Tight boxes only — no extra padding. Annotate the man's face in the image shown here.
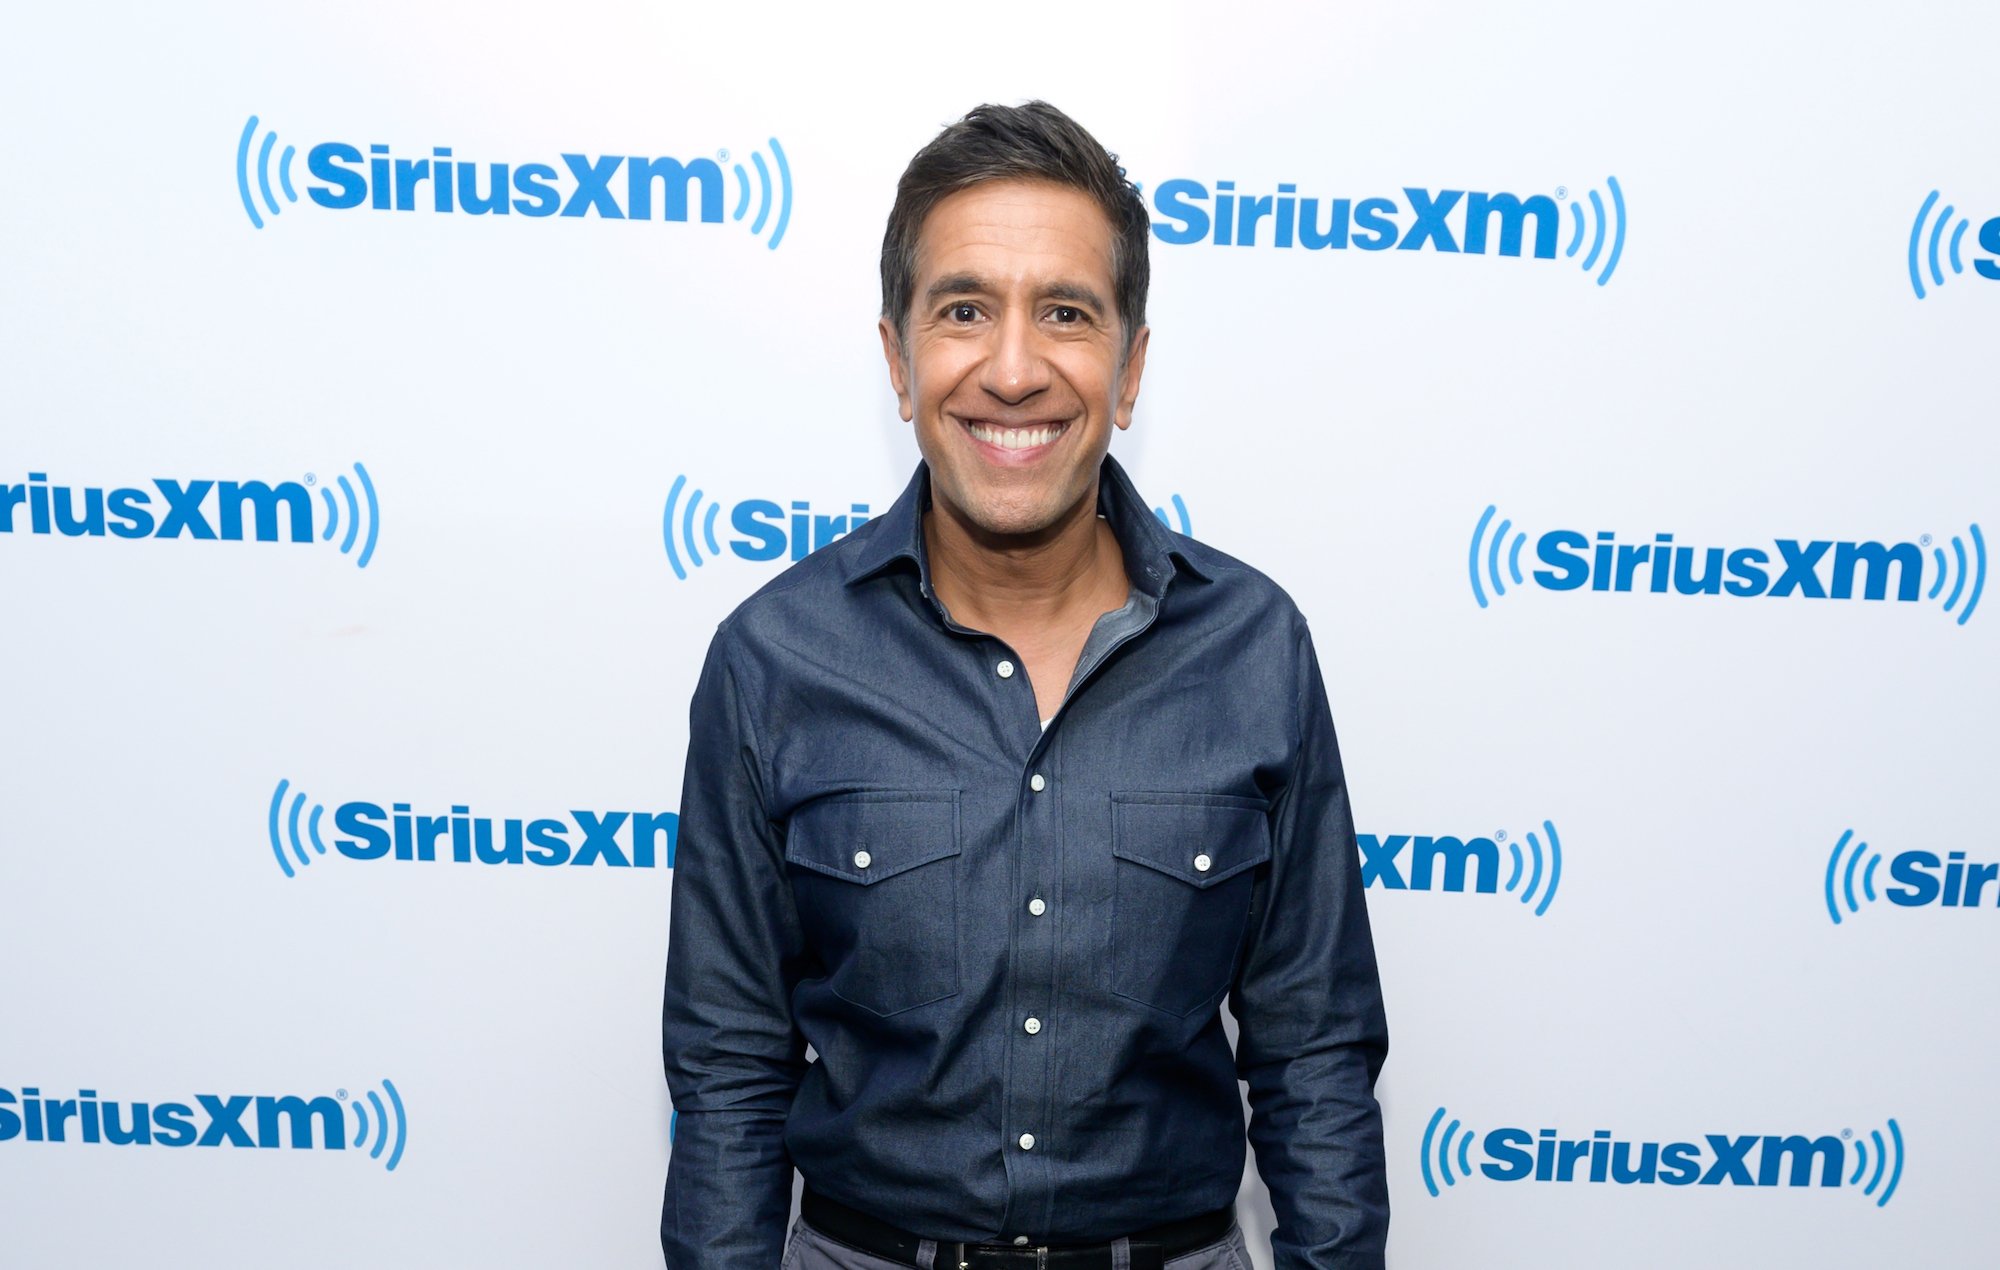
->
[879,179,1148,540]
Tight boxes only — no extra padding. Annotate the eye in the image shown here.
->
[946,302,980,323]
[1050,306,1083,324]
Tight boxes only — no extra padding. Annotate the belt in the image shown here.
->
[799,1189,1235,1270]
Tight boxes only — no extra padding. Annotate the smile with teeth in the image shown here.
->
[964,420,1070,451]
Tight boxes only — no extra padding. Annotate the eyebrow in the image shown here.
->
[923,273,1109,314]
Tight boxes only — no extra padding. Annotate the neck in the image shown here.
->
[923,474,1124,633]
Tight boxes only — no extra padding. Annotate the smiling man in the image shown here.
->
[661,102,1389,1270]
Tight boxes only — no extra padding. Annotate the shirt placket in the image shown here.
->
[1002,689,1060,1241]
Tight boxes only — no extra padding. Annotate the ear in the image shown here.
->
[878,316,914,423]
[1113,324,1149,431]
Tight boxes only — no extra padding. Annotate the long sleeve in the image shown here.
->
[661,627,809,1268]
[1230,620,1391,1269]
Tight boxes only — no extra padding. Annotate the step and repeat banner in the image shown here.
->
[2,2,1994,1266]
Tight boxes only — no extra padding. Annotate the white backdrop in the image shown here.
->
[2,2,1995,1266]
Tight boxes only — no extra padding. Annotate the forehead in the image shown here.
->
[913,179,1117,294]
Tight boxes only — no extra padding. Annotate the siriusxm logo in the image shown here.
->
[1358,820,1564,916]
[1470,505,1987,626]
[1145,175,1626,285]
[235,116,792,248]
[2,465,380,568]
[1,1079,407,1171]
[663,475,1193,581]
[1906,191,1999,299]
[266,778,675,878]
[1420,1107,1905,1207]
[1825,828,2000,923]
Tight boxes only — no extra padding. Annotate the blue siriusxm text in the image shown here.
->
[1470,507,1986,624]
[1422,1108,1905,1206]
[1358,820,1563,915]
[2,466,380,568]
[268,779,675,878]
[237,117,791,247]
[1907,190,2000,299]
[0,1080,407,1170]
[1825,829,2000,923]
[1147,176,1625,283]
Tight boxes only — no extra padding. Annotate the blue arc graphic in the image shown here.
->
[346,1079,410,1171]
[268,780,296,878]
[1420,1106,1447,1196]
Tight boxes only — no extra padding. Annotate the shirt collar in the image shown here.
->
[844,452,1209,597]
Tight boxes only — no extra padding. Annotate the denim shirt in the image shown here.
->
[661,455,1389,1269]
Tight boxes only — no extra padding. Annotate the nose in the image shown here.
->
[978,306,1053,406]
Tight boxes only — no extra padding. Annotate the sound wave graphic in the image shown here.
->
[726,139,793,249]
[1926,524,1986,625]
[1502,820,1564,917]
[312,462,381,569]
[237,116,300,230]
[1152,495,1192,536]
[1420,1106,1478,1196]
[342,1079,409,1172]
[1468,504,1529,608]
[1824,828,1887,925]
[1846,1119,1906,1208]
[268,778,331,879]
[662,475,724,582]
[1908,192,1972,299]
[1564,177,1627,287]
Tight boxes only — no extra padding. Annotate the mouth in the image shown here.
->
[960,418,1072,455]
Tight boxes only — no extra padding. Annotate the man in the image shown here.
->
[662,101,1388,1270]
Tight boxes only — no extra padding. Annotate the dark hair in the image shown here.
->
[880,101,1149,350]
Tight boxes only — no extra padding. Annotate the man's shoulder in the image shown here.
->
[1164,530,1311,635]
[706,515,895,646]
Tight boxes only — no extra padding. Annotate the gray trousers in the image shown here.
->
[780,1217,1254,1270]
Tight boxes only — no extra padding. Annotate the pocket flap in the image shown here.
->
[785,790,961,885]
[1111,792,1272,888]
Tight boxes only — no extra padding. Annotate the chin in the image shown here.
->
[954,485,1069,538]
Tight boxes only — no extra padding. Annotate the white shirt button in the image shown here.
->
[1019,1133,1036,1150]
[1193,853,1212,873]
[853,851,872,869]
[1024,1017,1041,1035]
[1013,1237,1029,1246]
[1029,774,1046,793]
[1028,897,1046,916]
[997,660,1015,679]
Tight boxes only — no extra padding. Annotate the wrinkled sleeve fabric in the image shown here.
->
[1230,617,1391,1269]
[661,624,809,1268]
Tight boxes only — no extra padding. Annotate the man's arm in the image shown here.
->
[1229,618,1390,1270]
[661,627,809,1268]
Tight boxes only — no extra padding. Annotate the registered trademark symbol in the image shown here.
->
[717,148,730,163]
[1920,534,1933,547]
[1842,1128,1853,1139]
[1495,830,1508,842]
[304,473,316,486]
[1555,186,1568,199]
[337,1088,348,1100]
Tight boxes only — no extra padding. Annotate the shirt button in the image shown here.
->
[1019,1133,1036,1151]
[996,659,1015,678]
[854,851,872,869]
[1029,774,1046,793]
[1013,1237,1029,1246]
[1028,897,1046,916]
[1193,853,1212,873]
[1024,1017,1042,1035]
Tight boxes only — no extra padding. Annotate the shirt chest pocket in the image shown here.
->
[784,790,962,1017]
[1110,792,1273,1018]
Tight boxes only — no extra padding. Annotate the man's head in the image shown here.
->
[878,102,1151,541]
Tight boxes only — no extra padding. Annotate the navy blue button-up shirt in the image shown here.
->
[661,455,1388,1269]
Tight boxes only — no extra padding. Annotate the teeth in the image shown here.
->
[969,422,1065,450]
